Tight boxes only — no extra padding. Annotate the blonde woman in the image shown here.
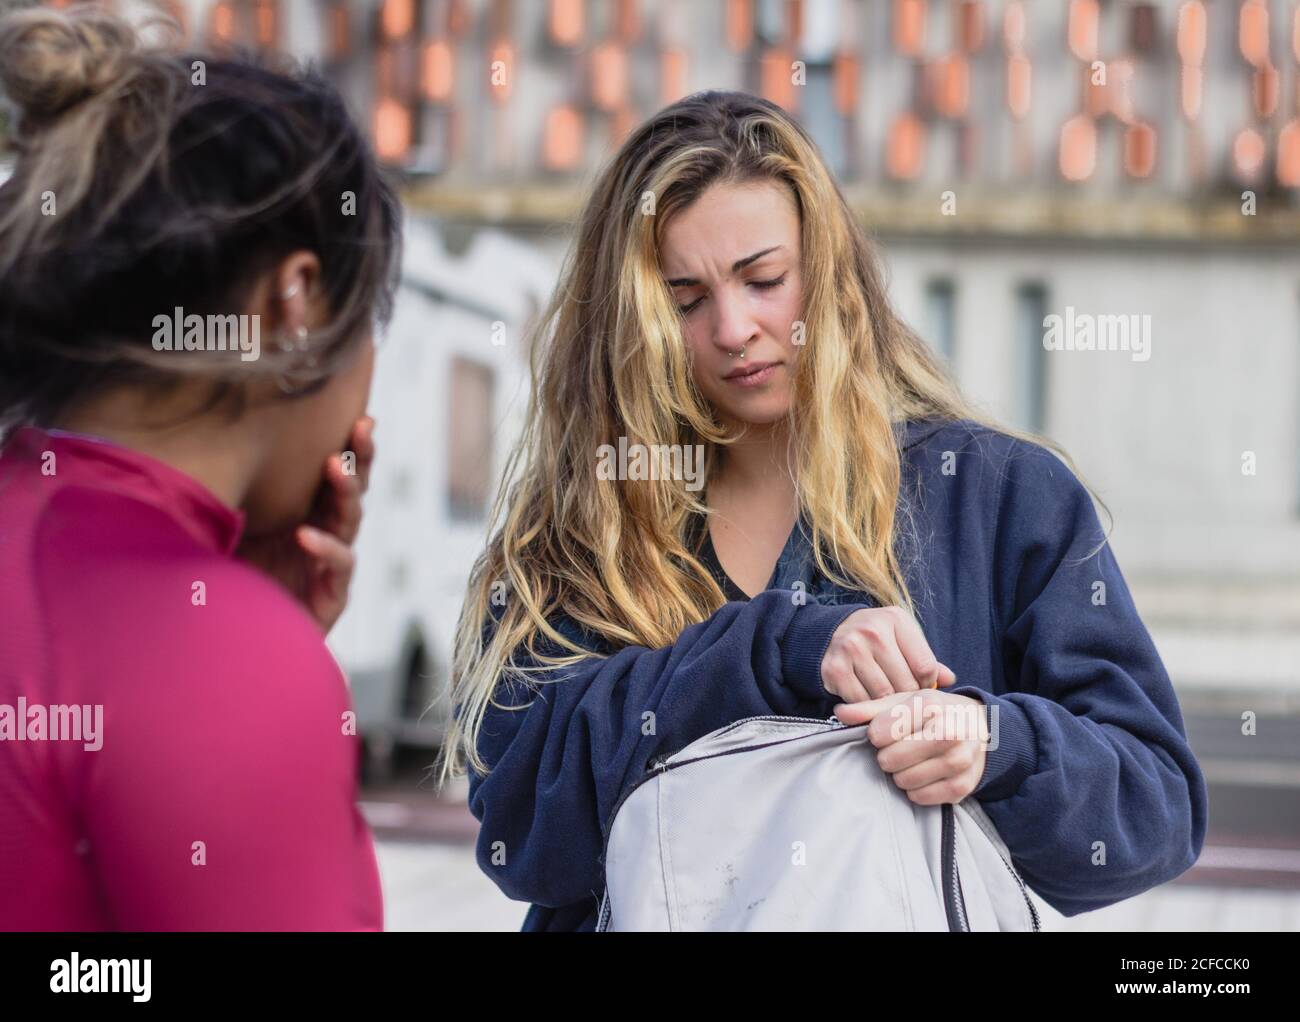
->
[445,91,1206,931]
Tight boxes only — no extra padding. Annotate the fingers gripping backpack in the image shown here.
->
[597,715,1041,931]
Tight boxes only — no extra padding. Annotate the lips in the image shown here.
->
[723,360,778,380]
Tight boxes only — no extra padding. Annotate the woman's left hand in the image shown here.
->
[235,415,376,635]
[834,689,989,805]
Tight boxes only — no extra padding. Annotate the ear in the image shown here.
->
[271,250,323,335]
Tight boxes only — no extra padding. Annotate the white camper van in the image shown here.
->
[327,215,555,778]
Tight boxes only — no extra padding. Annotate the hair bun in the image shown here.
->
[0,6,138,122]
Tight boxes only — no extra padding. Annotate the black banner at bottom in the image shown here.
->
[0,930,1283,1009]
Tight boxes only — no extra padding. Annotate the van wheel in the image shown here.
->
[361,730,396,786]
[400,643,431,722]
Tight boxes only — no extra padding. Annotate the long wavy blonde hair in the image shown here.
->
[442,91,1082,780]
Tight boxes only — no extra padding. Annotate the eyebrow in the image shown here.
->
[666,246,784,288]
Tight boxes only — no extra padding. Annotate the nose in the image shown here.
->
[710,285,759,356]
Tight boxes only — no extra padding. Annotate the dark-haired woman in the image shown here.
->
[0,5,401,930]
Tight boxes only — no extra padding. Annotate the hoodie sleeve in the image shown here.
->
[947,441,1208,917]
[466,589,861,910]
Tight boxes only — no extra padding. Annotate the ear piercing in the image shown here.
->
[278,324,309,353]
[279,282,313,354]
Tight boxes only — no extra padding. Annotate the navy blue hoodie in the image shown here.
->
[466,419,1209,930]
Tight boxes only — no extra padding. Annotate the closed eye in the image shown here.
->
[676,272,787,316]
[749,272,787,291]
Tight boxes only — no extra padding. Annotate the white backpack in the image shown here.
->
[597,714,1041,931]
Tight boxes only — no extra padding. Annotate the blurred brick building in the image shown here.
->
[12,0,1300,758]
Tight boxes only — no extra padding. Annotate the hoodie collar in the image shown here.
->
[895,417,948,451]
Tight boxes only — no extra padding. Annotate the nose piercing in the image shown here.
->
[728,344,747,359]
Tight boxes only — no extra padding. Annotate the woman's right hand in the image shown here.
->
[820,606,956,700]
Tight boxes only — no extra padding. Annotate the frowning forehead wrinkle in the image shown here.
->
[666,245,785,287]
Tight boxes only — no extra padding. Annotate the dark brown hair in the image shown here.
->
[0,2,402,428]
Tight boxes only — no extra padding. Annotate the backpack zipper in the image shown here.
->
[642,714,838,773]
[979,830,1042,931]
[942,804,970,932]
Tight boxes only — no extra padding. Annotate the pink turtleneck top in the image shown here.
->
[0,425,383,930]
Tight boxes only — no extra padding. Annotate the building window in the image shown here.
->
[447,356,495,520]
[325,1,351,61]
[548,0,584,46]
[1014,282,1048,433]
[923,277,956,363]
[207,0,278,50]
[209,0,237,45]
[374,96,412,162]
[542,104,583,171]
[381,0,416,41]
[253,0,277,48]
[422,37,455,103]
[726,0,754,51]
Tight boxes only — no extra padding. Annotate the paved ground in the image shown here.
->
[373,838,1300,932]
[376,841,527,932]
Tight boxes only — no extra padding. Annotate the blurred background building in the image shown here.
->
[5,0,1299,928]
